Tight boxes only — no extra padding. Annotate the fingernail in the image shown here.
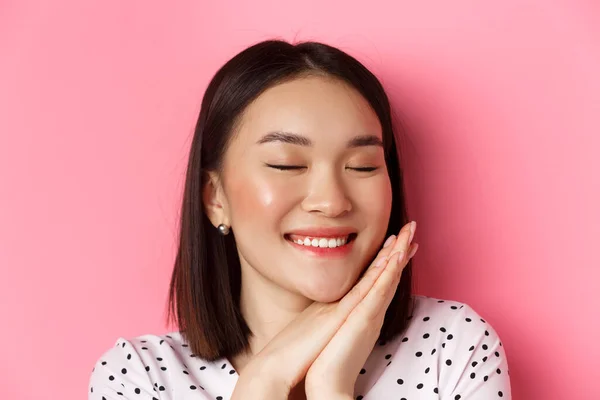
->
[408,243,419,258]
[383,235,396,248]
[408,221,416,244]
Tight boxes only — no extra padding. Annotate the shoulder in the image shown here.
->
[409,294,496,333]
[88,331,214,400]
[406,294,507,352]
[356,295,512,399]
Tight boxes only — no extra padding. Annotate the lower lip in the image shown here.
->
[286,238,355,258]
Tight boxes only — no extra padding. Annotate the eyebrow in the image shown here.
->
[256,131,384,148]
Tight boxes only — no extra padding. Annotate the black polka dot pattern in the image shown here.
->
[88,295,510,399]
[352,296,511,398]
[88,333,236,400]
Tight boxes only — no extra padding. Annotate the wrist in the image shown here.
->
[232,359,290,400]
[305,377,354,400]
[232,376,289,400]
[309,394,353,400]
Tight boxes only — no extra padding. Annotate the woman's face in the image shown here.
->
[208,75,392,303]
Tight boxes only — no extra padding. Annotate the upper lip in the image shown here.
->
[285,226,357,238]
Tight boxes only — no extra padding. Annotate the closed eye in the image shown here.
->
[265,164,379,172]
[265,164,306,171]
[349,167,378,172]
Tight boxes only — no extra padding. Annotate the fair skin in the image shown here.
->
[203,75,418,399]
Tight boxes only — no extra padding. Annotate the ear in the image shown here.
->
[202,171,230,229]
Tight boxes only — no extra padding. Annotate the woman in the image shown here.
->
[89,39,512,399]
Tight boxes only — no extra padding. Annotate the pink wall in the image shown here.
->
[1,1,598,399]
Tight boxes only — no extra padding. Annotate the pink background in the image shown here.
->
[1,1,598,399]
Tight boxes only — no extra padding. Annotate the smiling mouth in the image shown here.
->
[284,233,358,249]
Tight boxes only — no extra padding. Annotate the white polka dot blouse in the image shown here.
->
[88,295,512,399]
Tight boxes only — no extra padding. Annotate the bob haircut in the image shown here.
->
[167,39,415,361]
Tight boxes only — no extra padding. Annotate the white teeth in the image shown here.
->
[290,235,351,248]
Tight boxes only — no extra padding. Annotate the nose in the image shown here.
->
[301,171,352,217]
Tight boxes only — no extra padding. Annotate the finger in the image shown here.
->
[318,253,408,371]
[338,228,404,309]
[371,234,399,267]
[387,221,415,261]
[338,222,412,313]
[327,237,417,352]
[370,221,413,270]
[408,242,419,259]
[336,238,393,312]
[349,226,416,323]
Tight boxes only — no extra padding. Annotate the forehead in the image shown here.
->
[234,75,382,144]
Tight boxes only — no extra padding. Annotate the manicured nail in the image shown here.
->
[383,235,396,248]
[408,243,419,258]
[408,221,416,244]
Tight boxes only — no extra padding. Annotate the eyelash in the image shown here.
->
[266,164,378,172]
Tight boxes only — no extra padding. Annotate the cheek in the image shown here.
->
[353,176,393,262]
[226,173,292,230]
[357,176,393,222]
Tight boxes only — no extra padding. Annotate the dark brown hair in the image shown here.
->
[167,39,415,361]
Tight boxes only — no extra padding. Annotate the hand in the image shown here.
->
[304,221,418,399]
[231,221,418,399]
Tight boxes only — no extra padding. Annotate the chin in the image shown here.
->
[301,282,351,303]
